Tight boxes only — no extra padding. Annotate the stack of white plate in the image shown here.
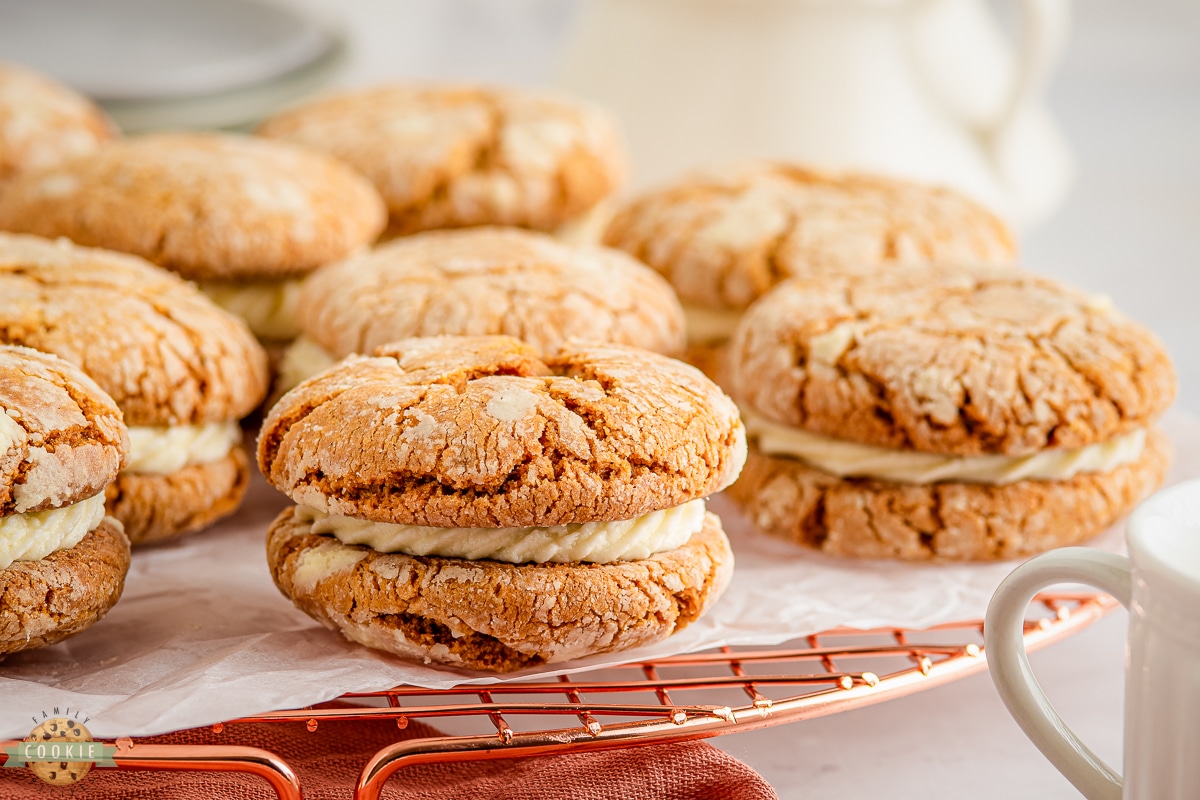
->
[0,0,343,130]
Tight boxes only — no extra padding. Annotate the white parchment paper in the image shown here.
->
[3,412,1197,738]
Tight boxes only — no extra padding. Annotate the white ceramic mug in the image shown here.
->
[985,479,1200,799]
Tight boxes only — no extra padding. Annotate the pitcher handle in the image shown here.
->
[984,547,1127,800]
[986,0,1072,138]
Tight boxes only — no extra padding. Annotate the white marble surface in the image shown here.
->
[278,1,1198,796]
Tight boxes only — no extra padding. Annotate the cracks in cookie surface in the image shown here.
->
[731,266,1175,456]
[266,509,732,670]
[262,337,742,526]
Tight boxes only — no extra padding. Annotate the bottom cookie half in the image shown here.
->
[728,428,1171,561]
[266,508,734,672]
[0,519,131,656]
[105,447,250,545]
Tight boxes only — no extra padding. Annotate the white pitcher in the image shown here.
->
[556,0,1073,228]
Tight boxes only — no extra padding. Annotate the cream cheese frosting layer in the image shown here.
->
[743,412,1147,485]
[683,304,743,345]
[277,334,339,396]
[0,492,107,571]
[126,420,242,475]
[294,499,708,564]
[200,276,306,341]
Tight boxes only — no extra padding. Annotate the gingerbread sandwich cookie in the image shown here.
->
[0,132,386,344]
[278,227,685,395]
[0,62,116,188]
[726,264,1175,561]
[603,162,1015,378]
[0,233,269,544]
[257,84,625,238]
[1,345,130,656]
[260,336,745,671]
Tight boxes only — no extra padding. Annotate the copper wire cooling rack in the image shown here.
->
[0,591,1115,799]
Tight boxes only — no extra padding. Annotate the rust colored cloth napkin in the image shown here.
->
[0,710,779,799]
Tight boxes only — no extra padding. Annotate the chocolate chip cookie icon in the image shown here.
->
[25,718,93,786]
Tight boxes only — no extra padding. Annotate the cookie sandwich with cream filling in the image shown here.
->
[0,61,116,189]
[726,264,1175,560]
[278,226,685,395]
[260,336,745,671]
[603,163,1015,380]
[0,132,385,346]
[257,84,626,240]
[1,345,130,655]
[0,233,269,544]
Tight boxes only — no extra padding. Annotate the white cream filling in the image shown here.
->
[0,492,107,571]
[743,412,1147,485]
[683,304,743,345]
[200,277,306,341]
[294,499,708,564]
[125,421,242,475]
[277,334,340,396]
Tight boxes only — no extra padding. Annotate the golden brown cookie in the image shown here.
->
[604,163,1015,311]
[0,131,385,282]
[0,345,126,515]
[260,336,746,527]
[0,62,116,187]
[728,265,1176,455]
[725,265,1176,560]
[0,233,268,542]
[104,448,250,545]
[729,429,1170,561]
[0,520,130,655]
[289,228,684,391]
[257,84,626,236]
[266,506,733,671]
[0,234,267,425]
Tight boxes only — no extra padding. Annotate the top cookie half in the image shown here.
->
[0,62,116,187]
[603,162,1016,310]
[0,132,386,281]
[1,345,127,515]
[297,227,685,360]
[257,84,627,236]
[728,264,1176,456]
[0,233,269,425]
[260,336,745,527]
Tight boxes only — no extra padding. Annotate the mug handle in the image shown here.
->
[984,547,1130,800]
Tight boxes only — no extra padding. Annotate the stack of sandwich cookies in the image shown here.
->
[0,62,116,188]
[257,84,626,238]
[602,163,1015,379]
[1,346,130,656]
[260,336,745,671]
[0,233,269,544]
[726,265,1175,560]
[0,132,386,344]
[279,227,686,393]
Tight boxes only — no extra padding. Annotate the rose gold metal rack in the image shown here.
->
[0,592,1115,800]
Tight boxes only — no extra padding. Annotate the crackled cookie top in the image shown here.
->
[0,132,386,281]
[260,336,746,527]
[603,162,1016,310]
[298,227,685,359]
[0,233,269,425]
[257,84,626,235]
[728,265,1175,456]
[0,62,116,186]
[0,345,127,515]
